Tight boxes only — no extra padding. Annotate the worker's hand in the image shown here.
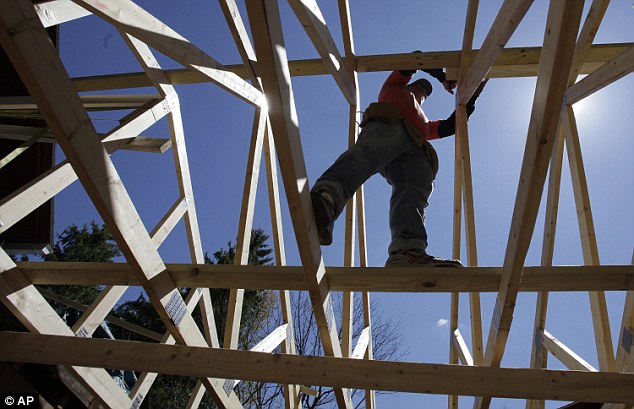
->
[442,79,457,95]
[473,79,488,98]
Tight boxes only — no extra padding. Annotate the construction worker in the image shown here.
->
[310,64,487,267]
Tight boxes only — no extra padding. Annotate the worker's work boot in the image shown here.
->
[385,249,463,267]
[311,191,336,245]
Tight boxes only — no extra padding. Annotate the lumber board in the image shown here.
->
[71,0,262,107]
[246,2,351,406]
[0,252,132,408]
[68,44,634,92]
[456,102,484,365]
[566,44,634,105]
[567,0,610,86]
[457,0,533,104]
[562,105,615,371]
[2,331,634,403]
[452,329,474,367]
[35,0,91,27]
[526,123,565,409]
[0,2,242,406]
[476,2,584,407]
[225,107,267,350]
[540,330,597,372]
[288,0,356,104]
[20,262,634,293]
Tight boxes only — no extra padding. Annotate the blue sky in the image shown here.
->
[54,1,633,407]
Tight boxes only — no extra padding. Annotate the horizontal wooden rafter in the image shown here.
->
[19,262,634,293]
[1,331,634,403]
[69,44,633,92]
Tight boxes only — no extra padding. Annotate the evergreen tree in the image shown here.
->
[39,221,121,311]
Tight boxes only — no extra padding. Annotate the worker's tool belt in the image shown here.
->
[360,102,439,178]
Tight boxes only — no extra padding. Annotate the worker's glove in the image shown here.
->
[466,79,488,113]
[442,79,457,95]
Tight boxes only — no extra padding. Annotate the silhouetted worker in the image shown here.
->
[311,63,487,267]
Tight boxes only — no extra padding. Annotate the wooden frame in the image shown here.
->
[1,0,634,408]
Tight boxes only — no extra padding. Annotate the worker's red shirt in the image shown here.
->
[378,71,441,141]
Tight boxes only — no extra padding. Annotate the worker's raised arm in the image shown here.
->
[430,79,488,139]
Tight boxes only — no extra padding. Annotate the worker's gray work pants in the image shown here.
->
[312,119,435,255]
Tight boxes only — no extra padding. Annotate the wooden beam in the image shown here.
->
[350,327,371,359]
[0,94,162,111]
[245,2,353,406]
[38,288,162,341]
[69,43,633,92]
[566,44,634,105]
[567,0,610,86]
[457,0,534,104]
[287,0,356,104]
[3,331,634,403]
[0,2,242,406]
[224,107,267,350]
[20,262,634,293]
[0,253,132,408]
[35,0,91,27]
[615,251,634,372]
[229,324,288,390]
[476,2,584,408]
[526,123,565,409]
[452,329,474,367]
[540,330,597,372]
[71,0,262,107]
[562,105,615,372]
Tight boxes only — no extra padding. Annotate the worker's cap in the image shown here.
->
[410,78,433,97]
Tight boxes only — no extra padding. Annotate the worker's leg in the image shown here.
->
[312,120,411,217]
[380,144,434,255]
[311,120,411,245]
[381,146,462,267]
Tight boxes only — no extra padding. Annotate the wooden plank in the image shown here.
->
[245,1,351,407]
[71,285,127,337]
[127,286,210,408]
[122,33,224,406]
[217,0,259,85]
[3,331,634,403]
[288,0,355,104]
[35,0,91,27]
[101,97,172,143]
[528,2,610,401]
[72,0,262,107]
[351,327,371,359]
[615,251,634,372]
[456,103,484,366]
[475,2,584,408]
[566,44,634,105]
[150,197,189,248]
[0,99,171,237]
[562,105,615,372]
[21,262,634,293]
[452,329,474,366]
[69,43,633,92]
[449,95,463,409]
[0,131,44,170]
[0,94,161,111]
[38,288,162,341]
[567,0,610,86]
[224,107,267,350]
[0,3,242,406]
[525,123,565,409]
[0,251,132,408]
[540,330,597,372]
[457,0,534,104]
[229,324,289,389]
[103,136,171,154]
